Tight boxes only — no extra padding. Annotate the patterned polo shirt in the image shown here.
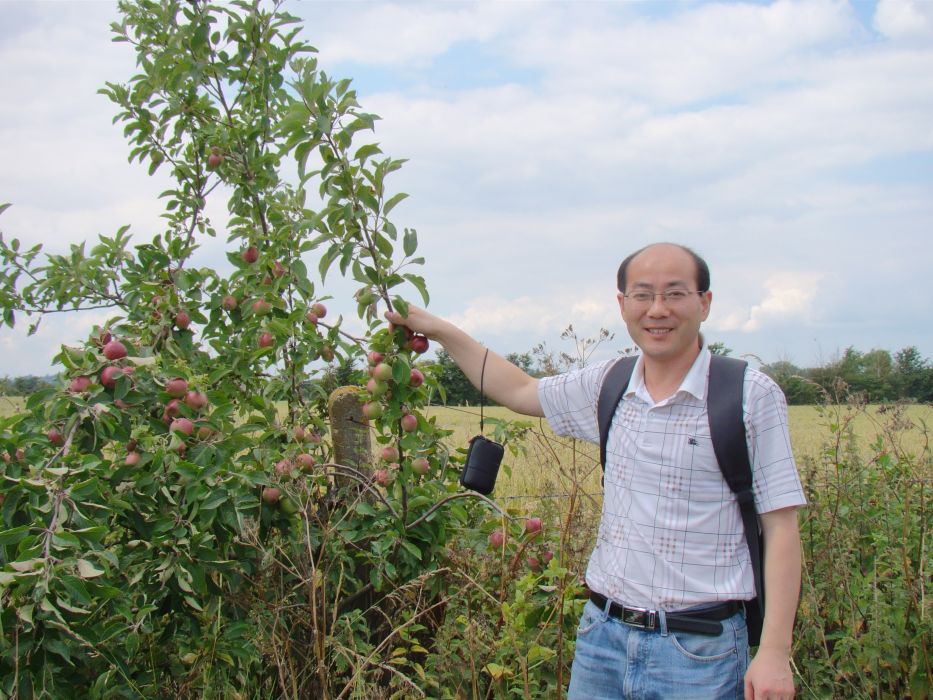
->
[538,346,806,611]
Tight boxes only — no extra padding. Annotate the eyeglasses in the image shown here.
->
[622,289,704,305]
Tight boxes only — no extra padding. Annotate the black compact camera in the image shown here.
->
[460,435,504,495]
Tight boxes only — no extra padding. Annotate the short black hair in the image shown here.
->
[616,243,710,293]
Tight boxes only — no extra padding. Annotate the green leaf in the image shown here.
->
[355,143,382,164]
[402,228,417,256]
[0,203,11,216]
[384,192,408,216]
[400,540,422,561]
[17,604,34,625]
[403,273,430,305]
[76,559,105,579]
[392,356,411,384]
[0,525,32,546]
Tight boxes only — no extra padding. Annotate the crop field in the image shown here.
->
[424,402,933,499]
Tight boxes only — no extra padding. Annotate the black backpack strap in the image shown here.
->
[597,356,638,469]
[707,356,764,622]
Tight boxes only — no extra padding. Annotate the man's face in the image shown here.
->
[616,244,712,365]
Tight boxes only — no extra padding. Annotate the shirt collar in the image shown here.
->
[625,340,711,404]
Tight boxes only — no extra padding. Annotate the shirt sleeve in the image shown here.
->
[743,368,808,514]
[537,360,614,444]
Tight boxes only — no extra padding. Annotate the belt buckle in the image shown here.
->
[621,605,657,630]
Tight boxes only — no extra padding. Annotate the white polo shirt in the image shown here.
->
[538,347,806,611]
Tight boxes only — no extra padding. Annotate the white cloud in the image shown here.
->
[874,0,933,40]
[713,272,822,333]
[300,1,526,67]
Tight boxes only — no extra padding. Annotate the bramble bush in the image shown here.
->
[794,397,932,699]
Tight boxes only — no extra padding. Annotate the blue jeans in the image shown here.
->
[568,599,750,699]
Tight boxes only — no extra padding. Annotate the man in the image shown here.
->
[385,243,805,699]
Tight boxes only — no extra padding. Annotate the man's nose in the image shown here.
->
[647,294,670,316]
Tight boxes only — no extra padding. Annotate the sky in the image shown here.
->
[1,0,932,378]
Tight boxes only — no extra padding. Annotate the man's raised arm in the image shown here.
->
[384,305,544,417]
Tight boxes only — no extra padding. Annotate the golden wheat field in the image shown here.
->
[423,403,933,500]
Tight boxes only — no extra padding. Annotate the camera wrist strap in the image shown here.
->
[480,347,489,434]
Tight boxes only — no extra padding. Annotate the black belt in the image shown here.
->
[589,592,743,636]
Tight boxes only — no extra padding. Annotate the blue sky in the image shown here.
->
[1,0,932,377]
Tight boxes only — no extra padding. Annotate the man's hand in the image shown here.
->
[744,646,795,699]
[384,304,448,341]
[383,304,544,416]
[745,507,801,700]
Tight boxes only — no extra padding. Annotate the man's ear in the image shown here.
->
[700,290,712,321]
[616,292,626,315]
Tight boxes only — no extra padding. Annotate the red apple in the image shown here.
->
[525,517,543,535]
[410,335,429,354]
[184,391,208,411]
[295,453,315,472]
[400,414,418,432]
[166,378,188,399]
[528,556,541,572]
[306,311,319,325]
[174,311,191,330]
[320,345,334,362]
[310,302,327,319]
[251,299,271,316]
[68,376,92,393]
[411,456,430,475]
[261,487,281,505]
[125,451,141,467]
[362,402,383,420]
[373,363,393,382]
[102,340,128,361]
[275,458,293,476]
[221,295,238,311]
[207,152,223,169]
[242,245,259,264]
[367,378,388,397]
[164,398,181,419]
[292,426,306,442]
[381,445,400,462]
[409,369,425,388]
[258,331,275,348]
[367,351,384,366]
[307,430,322,445]
[100,366,124,390]
[271,260,286,277]
[47,428,64,446]
[170,418,194,436]
[542,550,554,565]
[197,426,214,440]
[373,469,393,487]
[488,530,505,548]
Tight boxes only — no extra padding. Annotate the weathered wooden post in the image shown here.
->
[327,386,372,485]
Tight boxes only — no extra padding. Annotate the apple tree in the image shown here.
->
[0,1,496,697]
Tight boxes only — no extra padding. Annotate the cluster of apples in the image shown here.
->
[487,517,554,571]
[261,424,325,507]
[239,245,334,359]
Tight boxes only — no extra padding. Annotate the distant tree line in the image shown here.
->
[761,345,932,404]
[429,344,933,406]
[0,375,55,396]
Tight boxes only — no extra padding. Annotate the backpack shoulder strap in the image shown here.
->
[707,355,764,612]
[707,355,751,493]
[597,356,638,469]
